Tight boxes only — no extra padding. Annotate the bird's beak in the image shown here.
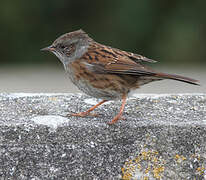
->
[40,46,55,52]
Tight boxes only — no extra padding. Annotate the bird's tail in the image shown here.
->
[154,72,200,85]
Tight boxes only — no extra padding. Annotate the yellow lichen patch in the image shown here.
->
[153,166,165,179]
[135,156,141,163]
[121,167,133,180]
[175,154,180,160]
[196,167,205,175]
[152,157,158,163]
[174,154,186,163]
[144,166,150,174]
[122,150,165,180]
[142,151,149,160]
[181,156,186,161]
[137,163,141,169]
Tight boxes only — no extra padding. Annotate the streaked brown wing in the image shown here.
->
[111,47,157,63]
[82,42,157,76]
[87,42,157,64]
[83,53,156,76]
[103,61,155,76]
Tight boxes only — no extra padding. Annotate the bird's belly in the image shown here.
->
[73,77,122,100]
[66,65,122,100]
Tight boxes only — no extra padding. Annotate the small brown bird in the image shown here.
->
[41,29,199,124]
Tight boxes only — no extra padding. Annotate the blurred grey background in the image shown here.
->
[0,0,205,94]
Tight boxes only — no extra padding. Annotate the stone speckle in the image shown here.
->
[0,93,205,179]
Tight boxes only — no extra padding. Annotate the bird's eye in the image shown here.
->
[60,45,65,49]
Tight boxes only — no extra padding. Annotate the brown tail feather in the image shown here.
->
[155,72,200,85]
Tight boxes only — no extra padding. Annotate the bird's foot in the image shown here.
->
[68,112,98,117]
[107,115,125,125]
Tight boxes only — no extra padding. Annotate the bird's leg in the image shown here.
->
[70,100,107,117]
[107,94,127,124]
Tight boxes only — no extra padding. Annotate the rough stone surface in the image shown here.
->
[0,93,205,179]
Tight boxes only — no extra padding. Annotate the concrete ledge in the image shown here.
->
[0,93,206,179]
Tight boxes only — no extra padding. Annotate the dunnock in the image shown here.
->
[41,29,199,124]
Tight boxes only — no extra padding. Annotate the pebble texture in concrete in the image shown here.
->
[0,93,206,179]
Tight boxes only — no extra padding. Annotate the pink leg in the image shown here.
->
[107,94,127,124]
[71,100,107,117]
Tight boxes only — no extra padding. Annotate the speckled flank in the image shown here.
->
[67,59,132,100]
